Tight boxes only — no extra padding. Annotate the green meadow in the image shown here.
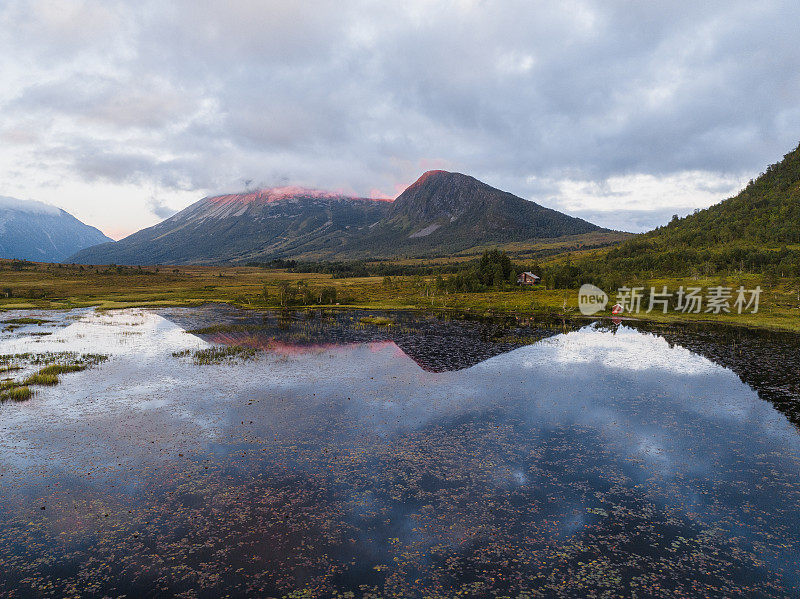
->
[2,258,798,333]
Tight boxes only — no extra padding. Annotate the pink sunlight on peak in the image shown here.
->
[418,157,451,171]
[369,188,397,201]
[208,186,391,205]
[385,159,454,198]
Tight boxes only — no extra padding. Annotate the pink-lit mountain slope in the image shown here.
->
[70,172,611,264]
[70,188,391,265]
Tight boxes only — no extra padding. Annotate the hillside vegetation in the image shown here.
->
[601,142,800,276]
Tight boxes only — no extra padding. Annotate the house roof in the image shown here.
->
[519,271,540,278]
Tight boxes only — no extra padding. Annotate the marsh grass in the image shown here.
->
[0,353,108,402]
[1,352,108,367]
[188,324,254,335]
[0,386,32,402]
[37,364,88,376]
[184,345,258,365]
[23,372,59,386]
[359,316,395,326]
[2,317,49,325]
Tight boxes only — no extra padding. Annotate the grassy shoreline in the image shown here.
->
[1,260,798,333]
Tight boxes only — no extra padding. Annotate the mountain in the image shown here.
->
[69,173,609,265]
[0,196,111,263]
[352,170,603,255]
[70,188,392,265]
[603,142,800,274]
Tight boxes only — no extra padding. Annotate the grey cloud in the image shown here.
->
[64,144,198,191]
[570,208,705,234]
[1,0,799,231]
[11,75,196,131]
[0,1,126,62]
[147,197,177,219]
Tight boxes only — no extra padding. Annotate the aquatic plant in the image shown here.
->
[1,317,49,325]
[0,353,109,402]
[0,385,31,402]
[188,324,255,335]
[36,363,89,376]
[188,345,258,365]
[359,316,395,326]
[1,351,103,366]
[22,372,59,386]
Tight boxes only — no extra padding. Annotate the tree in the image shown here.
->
[477,249,513,287]
[320,286,337,304]
[492,263,505,289]
[276,280,297,307]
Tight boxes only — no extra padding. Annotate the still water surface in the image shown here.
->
[0,306,799,597]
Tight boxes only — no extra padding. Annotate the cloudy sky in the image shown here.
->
[1,1,798,239]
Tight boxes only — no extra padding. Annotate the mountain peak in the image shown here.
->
[404,170,475,191]
[0,195,63,216]
[391,170,491,221]
[177,187,393,224]
[385,169,601,244]
[69,170,605,265]
[0,197,111,262]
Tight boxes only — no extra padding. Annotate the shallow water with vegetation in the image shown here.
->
[0,305,799,597]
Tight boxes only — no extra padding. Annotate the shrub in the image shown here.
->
[320,286,337,304]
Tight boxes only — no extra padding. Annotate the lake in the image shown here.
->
[1,305,799,598]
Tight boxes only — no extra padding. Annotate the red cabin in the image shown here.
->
[516,272,540,286]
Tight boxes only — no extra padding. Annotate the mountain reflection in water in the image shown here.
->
[163,305,800,427]
[0,305,798,598]
[159,305,571,372]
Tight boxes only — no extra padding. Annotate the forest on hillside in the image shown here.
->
[594,143,800,277]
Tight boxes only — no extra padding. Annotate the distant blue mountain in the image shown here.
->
[0,196,111,263]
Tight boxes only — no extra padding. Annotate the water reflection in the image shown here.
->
[627,320,800,427]
[159,304,567,372]
[0,307,799,597]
